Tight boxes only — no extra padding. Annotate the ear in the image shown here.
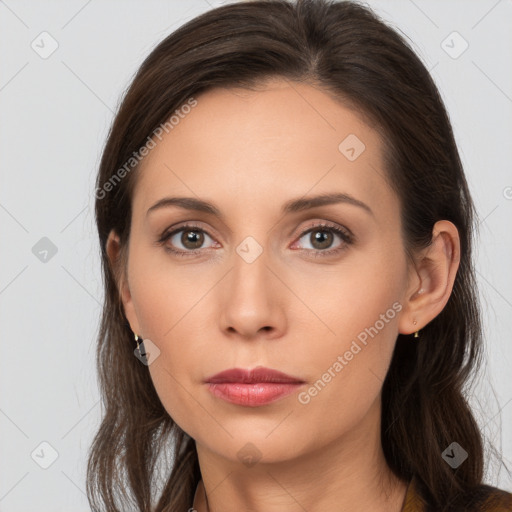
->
[105,229,141,336]
[398,220,461,335]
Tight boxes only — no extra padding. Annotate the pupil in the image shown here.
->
[313,230,332,249]
[183,230,203,249]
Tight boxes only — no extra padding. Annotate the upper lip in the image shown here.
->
[204,366,305,384]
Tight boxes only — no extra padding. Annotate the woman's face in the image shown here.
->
[117,79,418,465]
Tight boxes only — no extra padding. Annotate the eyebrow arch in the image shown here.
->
[282,192,373,217]
[146,192,374,218]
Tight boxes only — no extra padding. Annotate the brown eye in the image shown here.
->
[180,229,205,250]
[294,224,352,254]
[308,230,334,250]
[158,224,217,256]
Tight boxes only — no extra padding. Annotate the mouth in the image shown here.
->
[204,366,306,407]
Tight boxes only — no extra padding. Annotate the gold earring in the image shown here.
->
[413,320,419,338]
[412,288,423,339]
[134,333,141,353]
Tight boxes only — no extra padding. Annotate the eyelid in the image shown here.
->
[158,220,215,241]
[291,220,354,243]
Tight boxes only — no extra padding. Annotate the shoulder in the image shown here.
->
[472,484,512,511]
[402,477,512,512]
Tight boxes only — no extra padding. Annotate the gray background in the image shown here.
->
[0,0,511,510]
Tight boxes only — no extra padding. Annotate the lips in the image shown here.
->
[204,366,305,384]
[204,367,306,407]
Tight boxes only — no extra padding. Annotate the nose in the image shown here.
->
[218,247,287,340]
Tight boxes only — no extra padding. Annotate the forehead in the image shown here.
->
[133,79,394,221]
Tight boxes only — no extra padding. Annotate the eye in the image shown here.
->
[157,223,218,257]
[292,222,354,257]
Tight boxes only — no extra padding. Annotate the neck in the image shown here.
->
[192,396,408,512]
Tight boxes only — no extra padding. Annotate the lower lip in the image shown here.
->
[206,382,304,407]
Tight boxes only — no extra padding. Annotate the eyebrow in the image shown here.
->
[146,192,374,219]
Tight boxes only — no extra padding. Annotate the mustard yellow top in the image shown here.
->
[401,476,512,511]
[401,476,431,511]
[193,476,512,511]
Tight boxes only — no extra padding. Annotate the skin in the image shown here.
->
[106,78,460,512]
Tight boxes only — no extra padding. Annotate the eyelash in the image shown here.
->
[156,221,354,259]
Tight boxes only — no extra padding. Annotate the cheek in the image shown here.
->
[128,243,219,338]
[147,354,202,436]
[289,249,405,424]
[289,242,405,352]
[290,304,400,448]
[127,248,222,434]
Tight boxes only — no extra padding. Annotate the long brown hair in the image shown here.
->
[87,1,504,510]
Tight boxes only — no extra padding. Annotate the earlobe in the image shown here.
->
[399,220,460,335]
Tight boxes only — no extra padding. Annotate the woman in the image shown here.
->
[87,0,512,510]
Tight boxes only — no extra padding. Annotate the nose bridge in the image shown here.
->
[218,229,284,337]
[230,233,273,305]
[228,207,275,287]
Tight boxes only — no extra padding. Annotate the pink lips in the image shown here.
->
[204,366,305,407]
